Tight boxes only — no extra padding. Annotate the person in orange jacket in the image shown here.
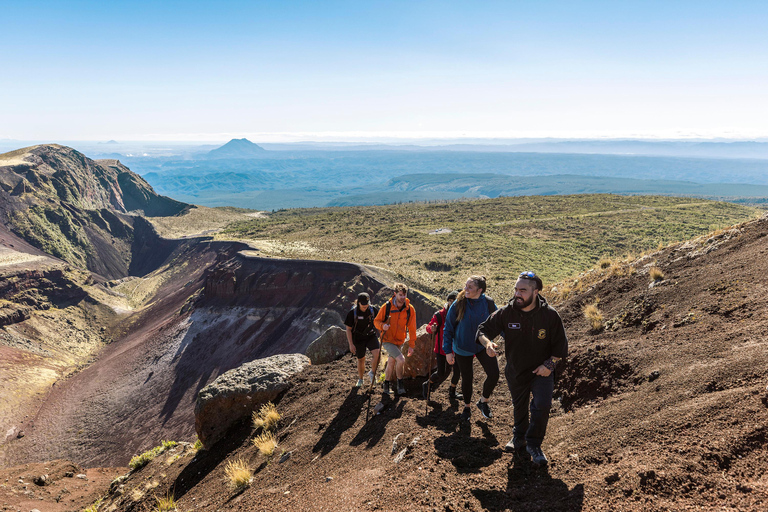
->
[374,283,418,396]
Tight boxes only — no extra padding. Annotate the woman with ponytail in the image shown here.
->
[443,275,499,422]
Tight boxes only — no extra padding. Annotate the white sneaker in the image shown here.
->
[355,379,364,388]
[367,370,375,384]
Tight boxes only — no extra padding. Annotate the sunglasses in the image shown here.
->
[519,271,537,279]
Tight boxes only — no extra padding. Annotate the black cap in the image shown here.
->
[357,293,370,305]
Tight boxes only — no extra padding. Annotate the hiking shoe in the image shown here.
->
[504,437,527,454]
[422,380,431,400]
[383,381,394,395]
[527,446,548,467]
[476,399,493,419]
[366,370,375,384]
[460,406,471,422]
[448,386,463,401]
[355,378,364,388]
[397,379,406,396]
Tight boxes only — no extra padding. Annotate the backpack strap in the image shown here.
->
[383,299,410,328]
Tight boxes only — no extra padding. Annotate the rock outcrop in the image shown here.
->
[194,353,310,449]
[402,326,434,378]
[305,326,348,364]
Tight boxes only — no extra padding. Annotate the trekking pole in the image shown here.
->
[367,348,381,394]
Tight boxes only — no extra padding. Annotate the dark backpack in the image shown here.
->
[353,305,377,335]
[383,300,411,326]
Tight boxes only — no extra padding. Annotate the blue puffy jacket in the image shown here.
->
[442,294,496,356]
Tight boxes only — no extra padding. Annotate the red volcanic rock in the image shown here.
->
[194,353,310,449]
[402,326,435,378]
[305,326,348,364]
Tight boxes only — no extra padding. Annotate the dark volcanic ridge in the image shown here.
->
[0,144,188,279]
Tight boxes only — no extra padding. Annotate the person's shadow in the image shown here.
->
[433,418,503,474]
[312,388,367,456]
[473,455,584,511]
[350,393,405,449]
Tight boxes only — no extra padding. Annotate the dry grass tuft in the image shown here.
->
[252,402,281,431]
[598,256,613,269]
[154,491,176,512]
[583,301,604,332]
[253,430,278,457]
[224,458,253,491]
[649,266,664,281]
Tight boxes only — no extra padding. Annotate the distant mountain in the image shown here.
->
[206,138,266,159]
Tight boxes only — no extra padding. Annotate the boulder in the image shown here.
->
[305,326,348,364]
[402,326,435,378]
[194,353,310,449]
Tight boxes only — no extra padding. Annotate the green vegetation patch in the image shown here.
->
[128,440,178,471]
[10,205,93,267]
[219,195,759,301]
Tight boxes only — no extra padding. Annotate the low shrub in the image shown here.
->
[129,440,177,471]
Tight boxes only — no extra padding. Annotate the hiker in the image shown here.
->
[422,290,463,401]
[344,292,380,388]
[374,283,417,396]
[477,271,568,467]
[444,275,499,422]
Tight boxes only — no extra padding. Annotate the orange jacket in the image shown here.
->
[374,296,418,348]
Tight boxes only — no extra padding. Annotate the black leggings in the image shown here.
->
[428,353,461,389]
[454,350,499,405]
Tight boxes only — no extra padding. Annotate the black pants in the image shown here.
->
[454,350,499,405]
[507,372,554,448]
[428,353,461,389]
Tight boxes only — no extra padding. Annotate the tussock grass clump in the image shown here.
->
[252,402,281,431]
[193,438,203,451]
[583,301,604,332]
[129,440,178,471]
[649,266,664,281]
[253,431,278,457]
[154,492,176,512]
[598,256,613,269]
[225,458,253,491]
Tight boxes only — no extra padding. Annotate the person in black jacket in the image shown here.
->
[476,271,568,467]
[344,293,380,388]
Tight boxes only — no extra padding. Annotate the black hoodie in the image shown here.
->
[476,295,568,386]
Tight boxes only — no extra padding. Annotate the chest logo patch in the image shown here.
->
[509,323,521,329]
[538,329,546,339]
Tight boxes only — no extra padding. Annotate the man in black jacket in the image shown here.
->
[476,271,568,467]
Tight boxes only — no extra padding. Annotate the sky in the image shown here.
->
[2,0,768,142]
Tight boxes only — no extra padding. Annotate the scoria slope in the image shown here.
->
[75,214,768,512]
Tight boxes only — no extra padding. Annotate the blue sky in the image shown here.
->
[2,1,767,142]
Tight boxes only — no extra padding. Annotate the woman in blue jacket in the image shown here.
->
[444,275,499,422]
